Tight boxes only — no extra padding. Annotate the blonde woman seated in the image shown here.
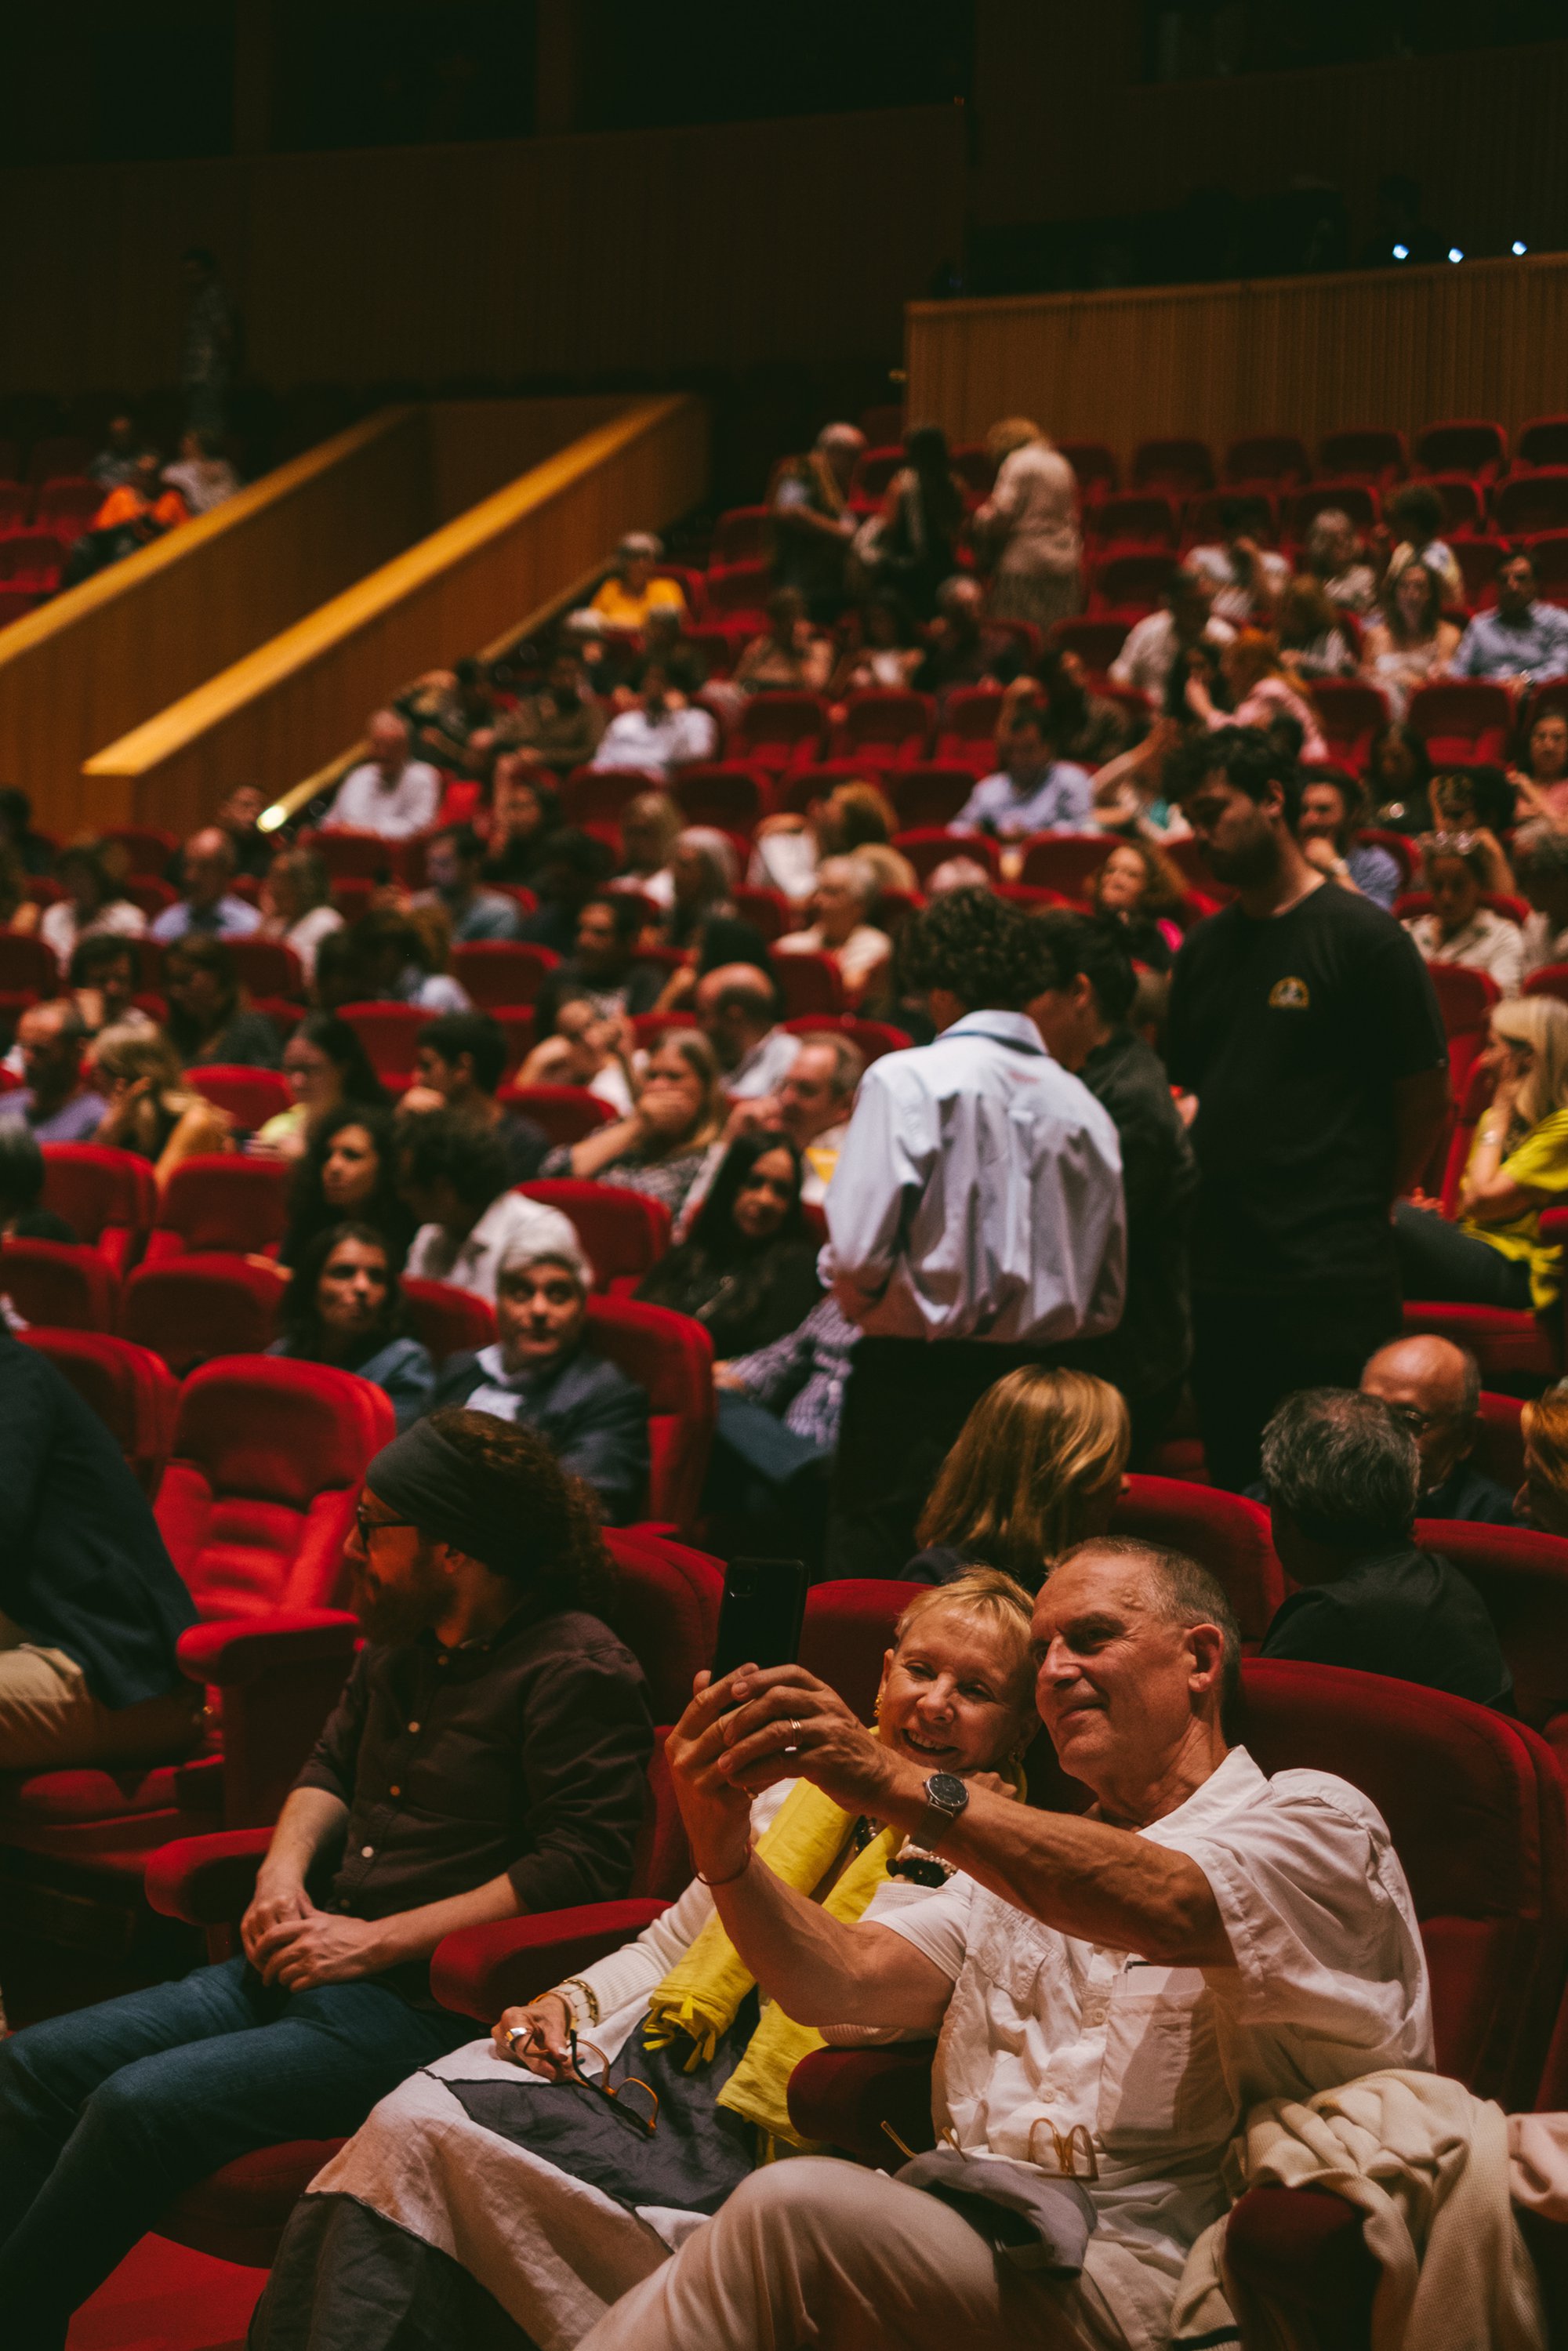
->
[1403,833,1524,998]
[1396,995,1568,1314]
[249,1569,1039,2351]
[903,1365,1131,1587]
[539,1029,726,1220]
[774,854,892,1008]
[90,1024,231,1187]
[748,779,916,910]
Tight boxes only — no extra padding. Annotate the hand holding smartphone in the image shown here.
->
[710,1558,808,1696]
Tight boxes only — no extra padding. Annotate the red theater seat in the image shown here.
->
[1132,437,1214,495]
[894,829,1000,885]
[731,693,829,775]
[1048,615,1132,676]
[1414,1518,1568,1767]
[1310,678,1389,769]
[0,931,60,1004]
[1519,417,1568,472]
[299,828,398,882]
[38,1144,158,1273]
[1058,441,1118,500]
[583,1294,713,1531]
[801,1581,920,1723]
[670,763,770,834]
[499,1083,614,1147]
[1019,835,1116,897]
[1494,470,1568,539]
[451,941,560,1008]
[1287,481,1381,536]
[1090,550,1179,614]
[0,1239,119,1330]
[140,1154,293,1264]
[775,950,847,1019]
[1526,962,1568,1009]
[1224,434,1311,488]
[185,1065,293,1133]
[604,1528,724,1718]
[520,1177,671,1290]
[934,685,1007,774]
[1088,491,1181,550]
[1414,418,1508,482]
[710,505,771,565]
[16,1327,177,1493]
[782,1012,911,1064]
[335,1000,426,1085]
[830,690,935,768]
[1317,426,1407,485]
[121,1255,286,1373]
[560,765,665,827]
[886,766,975,829]
[1111,1473,1285,1642]
[100,824,180,876]
[401,1276,495,1361]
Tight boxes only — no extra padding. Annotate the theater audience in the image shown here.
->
[541,1030,725,1220]
[914,573,1022,698]
[1513,706,1568,822]
[37,842,144,971]
[695,962,796,1097]
[67,934,151,1039]
[323,710,441,839]
[162,934,281,1068]
[255,1010,386,1158]
[732,587,833,694]
[583,532,686,633]
[268,1223,434,1431]
[89,1025,230,1183]
[748,779,915,911]
[825,590,924,695]
[1403,831,1524,996]
[0,1001,107,1142]
[1359,1334,1517,1525]
[400,1112,579,1303]
[1259,1386,1512,1704]
[1359,561,1460,717]
[859,423,967,619]
[1516,1390,1568,1536]
[637,1130,822,1355]
[1188,628,1329,764]
[0,1125,74,1243]
[402,1010,546,1185]
[951,701,1094,838]
[531,893,667,1037]
[1365,717,1433,831]
[1450,551,1568,684]
[479,760,561,887]
[414,824,524,944]
[493,649,604,771]
[1031,644,1130,770]
[280,1104,416,1271]
[905,1366,1129,1587]
[1382,481,1464,608]
[512,829,618,959]
[318,911,470,1015]
[212,785,275,883]
[775,855,892,1008]
[150,826,262,943]
[514,998,636,1116]
[1396,995,1568,1312]
[1029,911,1197,1460]
[87,412,139,489]
[1186,495,1290,626]
[256,847,343,981]
[0,1326,198,1772]
[1303,507,1377,614]
[770,422,863,615]
[610,789,681,909]
[430,1239,648,1522]
[1515,821,1568,977]
[1109,564,1234,702]
[162,426,238,514]
[67,452,187,580]
[398,658,499,776]
[1296,772,1402,906]
[0,1409,654,2349]
[1276,575,1356,679]
[1167,725,1448,1489]
[589,655,717,775]
[252,1569,1039,2351]
[1084,839,1185,972]
[971,415,1081,629]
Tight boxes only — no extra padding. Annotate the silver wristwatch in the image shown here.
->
[918,1771,969,1850]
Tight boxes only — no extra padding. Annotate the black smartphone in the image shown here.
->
[711,1557,808,1688]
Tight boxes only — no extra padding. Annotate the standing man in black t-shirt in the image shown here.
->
[1166,727,1449,1490]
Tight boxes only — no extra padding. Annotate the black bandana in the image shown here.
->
[366,1418,546,1579]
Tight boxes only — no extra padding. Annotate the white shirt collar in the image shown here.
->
[939,1008,1047,1055]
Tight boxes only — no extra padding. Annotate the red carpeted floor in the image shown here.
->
[67,2235,263,2351]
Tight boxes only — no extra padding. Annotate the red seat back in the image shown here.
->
[1309,678,1390,769]
[606,1528,724,1718]
[1413,1520,1568,1767]
[1047,616,1132,676]
[39,1144,158,1274]
[1317,426,1407,484]
[401,1275,496,1362]
[1224,434,1311,488]
[449,941,560,1008]
[1524,961,1568,1009]
[1495,471,1568,539]
[775,949,846,1019]
[801,1581,923,1723]
[499,1083,613,1147]
[302,829,399,882]
[1131,437,1214,494]
[781,1012,911,1065]
[100,825,180,877]
[1058,441,1118,499]
[1408,679,1512,765]
[935,683,1007,760]
[184,1066,292,1135]
[1090,549,1179,614]
[0,933,60,996]
[335,1001,426,1085]
[670,764,769,834]
[1090,491,1181,549]
[894,828,1000,885]
[1414,418,1508,481]
[1019,835,1115,898]
[1112,1473,1285,1642]
[733,693,829,773]
[155,1355,394,1619]
[1241,1658,1568,2106]
[1474,1391,1526,1492]
[17,1327,177,1493]
[519,1177,671,1290]
[1519,417,1568,472]
[831,691,935,766]
[143,1154,293,1265]
[1428,959,1499,1040]
[1287,481,1381,535]
[886,766,975,830]
[122,1256,285,1375]
[0,1239,118,1331]
[583,1295,713,1531]
[223,938,305,1002]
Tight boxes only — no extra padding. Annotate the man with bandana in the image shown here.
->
[0,1410,653,2350]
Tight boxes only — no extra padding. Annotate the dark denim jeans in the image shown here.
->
[0,1955,472,2349]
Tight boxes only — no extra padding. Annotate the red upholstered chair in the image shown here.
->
[1018,834,1115,898]
[1494,470,1568,539]
[0,529,64,590]
[1089,550,1179,615]
[1047,615,1131,676]
[1453,533,1510,608]
[0,1239,118,1330]
[775,949,846,1019]
[1058,441,1118,500]
[1310,678,1390,770]
[1519,418,1568,473]
[1087,491,1181,550]
[1287,480,1381,536]
[335,1001,426,1086]
[27,435,93,483]
[16,1327,178,1493]
[140,1154,293,1265]
[801,1581,920,1722]
[605,1528,724,1718]
[519,1177,672,1290]
[1414,419,1508,482]
[184,1065,293,1134]
[1407,679,1513,765]
[670,763,770,834]
[1525,962,1568,1009]
[32,477,100,536]
[848,446,903,503]
[300,829,399,883]
[560,765,665,827]
[121,1254,286,1374]
[401,1276,495,1362]
[732,693,829,775]
[1224,434,1310,488]
[1110,1474,1285,1643]
[1474,1390,1526,1490]
[1425,473,1488,536]
[451,941,560,1008]
[223,939,306,1001]
[829,690,935,768]
[934,685,1007,775]
[1413,1518,1568,1768]
[100,824,180,876]
[499,1083,614,1146]
[733,883,790,941]
[894,829,1000,885]
[1131,437,1214,495]
[583,1295,713,1531]
[1317,426,1407,484]
[710,504,771,565]
[38,1143,158,1273]
[0,931,60,1004]
[782,1012,912,1064]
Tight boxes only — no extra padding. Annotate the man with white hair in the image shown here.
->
[771,423,865,615]
[429,1235,649,1524]
[775,855,891,1007]
[576,1533,1430,2351]
[324,710,441,840]
[695,962,796,1098]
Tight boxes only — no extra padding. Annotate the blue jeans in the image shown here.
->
[0,1957,473,2349]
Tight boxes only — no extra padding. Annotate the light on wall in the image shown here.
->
[1448,247,1465,263]
[1513,240,1530,256]
[1392,243,1410,260]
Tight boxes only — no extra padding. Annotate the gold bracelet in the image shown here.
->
[695,1847,754,1888]
[549,1976,600,2026]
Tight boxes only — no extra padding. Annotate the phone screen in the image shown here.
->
[711,1557,808,1688]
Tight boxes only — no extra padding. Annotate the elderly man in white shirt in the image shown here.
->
[821,887,1125,1576]
[590,658,718,777]
[324,710,442,840]
[397,1108,583,1304]
[580,1534,1432,2351]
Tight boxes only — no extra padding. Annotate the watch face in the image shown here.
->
[927,1772,967,1809]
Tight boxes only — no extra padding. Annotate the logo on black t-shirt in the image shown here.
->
[1269,975,1311,1010]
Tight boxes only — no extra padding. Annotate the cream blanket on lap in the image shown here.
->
[1171,2069,1543,2351]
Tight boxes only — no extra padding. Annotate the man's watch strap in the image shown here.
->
[918,1772,969,1850]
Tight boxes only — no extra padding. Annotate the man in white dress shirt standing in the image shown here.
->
[820,888,1126,1577]
[580,1535,1431,2351]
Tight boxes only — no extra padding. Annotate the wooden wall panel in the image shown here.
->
[81,397,707,838]
[0,408,432,840]
[906,253,1568,470]
[429,397,631,525]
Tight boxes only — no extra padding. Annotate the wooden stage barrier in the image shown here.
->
[904,252,1568,473]
[79,395,707,839]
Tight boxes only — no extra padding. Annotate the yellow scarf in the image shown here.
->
[643,1780,901,2152]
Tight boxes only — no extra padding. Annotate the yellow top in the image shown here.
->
[1460,1105,1568,1310]
[589,573,687,629]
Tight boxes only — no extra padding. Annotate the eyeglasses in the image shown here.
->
[354,1507,418,1546]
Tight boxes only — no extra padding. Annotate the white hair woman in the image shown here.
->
[774,852,892,1007]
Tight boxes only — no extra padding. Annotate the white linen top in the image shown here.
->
[987,441,1081,578]
[820,1008,1125,1343]
[1404,907,1523,998]
[404,1188,583,1304]
[1109,611,1235,702]
[326,758,442,840]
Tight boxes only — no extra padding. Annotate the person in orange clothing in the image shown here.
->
[64,453,189,585]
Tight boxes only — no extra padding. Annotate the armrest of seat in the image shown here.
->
[1538,1209,1568,1246]
[1225,2185,1378,2327]
[144,1828,274,1926]
[786,2044,938,2165]
[430,1900,673,2023]
[176,1609,360,1686]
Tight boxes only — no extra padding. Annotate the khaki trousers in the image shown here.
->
[574,2157,1127,2351]
[0,1614,199,1771]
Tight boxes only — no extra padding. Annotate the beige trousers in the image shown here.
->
[574,2157,1127,2351]
[0,1614,200,1771]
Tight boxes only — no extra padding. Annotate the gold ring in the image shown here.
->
[783,1718,802,1754]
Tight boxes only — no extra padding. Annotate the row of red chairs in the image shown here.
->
[0,473,100,539]
[1057,476,1568,551]
[1046,417,1558,499]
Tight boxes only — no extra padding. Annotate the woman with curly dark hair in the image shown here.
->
[279,1103,417,1269]
[826,886,1127,1578]
[635,1128,822,1357]
[267,1221,434,1429]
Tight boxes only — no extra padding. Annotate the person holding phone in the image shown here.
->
[249,1572,1040,2351]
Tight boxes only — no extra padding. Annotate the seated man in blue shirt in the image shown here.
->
[950,700,1094,840]
[430,1238,649,1523]
[149,826,262,943]
[1450,551,1568,684]
[414,824,524,945]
